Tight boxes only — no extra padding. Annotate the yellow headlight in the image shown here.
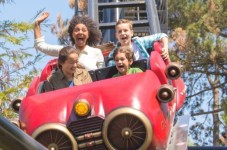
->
[74,100,90,117]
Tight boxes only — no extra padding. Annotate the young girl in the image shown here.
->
[112,46,143,77]
[43,46,92,92]
[107,19,169,66]
[34,12,104,71]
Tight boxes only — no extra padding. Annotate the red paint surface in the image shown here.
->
[19,42,186,149]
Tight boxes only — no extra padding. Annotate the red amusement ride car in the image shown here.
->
[12,42,187,150]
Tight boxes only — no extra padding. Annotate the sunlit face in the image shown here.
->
[72,24,89,50]
[114,52,133,75]
[115,23,133,46]
[61,53,78,78]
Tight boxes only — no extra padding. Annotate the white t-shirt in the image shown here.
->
[34,36,105,70]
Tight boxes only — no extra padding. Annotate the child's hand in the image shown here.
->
[161,48,169,60]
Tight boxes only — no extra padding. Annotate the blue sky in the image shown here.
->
[0,0,74,69]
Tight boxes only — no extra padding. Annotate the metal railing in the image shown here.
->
[86,0,167,43]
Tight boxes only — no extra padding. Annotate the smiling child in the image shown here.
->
[112,46,143,77]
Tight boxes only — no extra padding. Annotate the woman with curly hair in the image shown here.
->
[34,12,104,70]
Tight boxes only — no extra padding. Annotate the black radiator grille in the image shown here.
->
[67,116,106,150]
[78,144,106,150]
[68,116,103,136]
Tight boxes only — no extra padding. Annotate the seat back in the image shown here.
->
[95,59,148,81]
[88,70,97,82]
[40,59,58,81]
[37,81,45,94]
[37,80,54,93]
[95,66,118,81]
[131,59,148,72]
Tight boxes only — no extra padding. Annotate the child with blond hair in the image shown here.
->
[107,19,169,66]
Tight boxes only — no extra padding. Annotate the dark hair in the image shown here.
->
[113,46,134,62]
[58,46,78,68]
[68,15,102,46]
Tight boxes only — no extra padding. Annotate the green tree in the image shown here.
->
[0,1,43,118]
[168,0,227,146]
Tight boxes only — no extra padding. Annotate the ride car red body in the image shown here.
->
[17,42,186,150]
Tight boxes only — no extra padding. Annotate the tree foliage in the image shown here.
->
[50,0,88,44]
[0,2,43,118]
[168,0,227,146]
[50,14,70,45]
[0,0,13,4]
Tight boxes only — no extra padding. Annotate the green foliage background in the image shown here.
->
[168,0,227,145]
[0,1,43,118]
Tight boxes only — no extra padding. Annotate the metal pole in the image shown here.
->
[115,0,120,21]
[75,0,78,16]
[75,0,83,16]
[88,0,99,22]
[145,0,161,34]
